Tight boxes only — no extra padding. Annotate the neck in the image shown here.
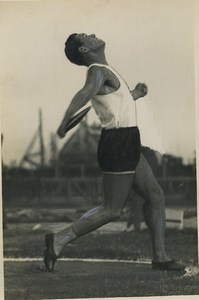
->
[85,51,108,67]
[88,58,108,66]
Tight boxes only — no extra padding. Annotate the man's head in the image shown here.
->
[64,33,105,66]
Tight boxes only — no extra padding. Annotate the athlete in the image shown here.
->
[44,33,185,272]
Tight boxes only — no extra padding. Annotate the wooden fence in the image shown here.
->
[2,176,196,208]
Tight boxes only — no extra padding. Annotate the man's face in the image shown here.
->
[76,33,105,51]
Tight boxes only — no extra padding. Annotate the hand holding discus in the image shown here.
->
[57,106,91,139]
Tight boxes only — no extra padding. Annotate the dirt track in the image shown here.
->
[3,222,198,299]
[4,260,189,300]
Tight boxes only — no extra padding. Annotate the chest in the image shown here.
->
[97,70,121,95]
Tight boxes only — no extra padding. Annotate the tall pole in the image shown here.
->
[39,108,45,167]
[50,132,60,177]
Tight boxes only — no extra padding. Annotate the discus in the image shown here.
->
[63,106,91,133]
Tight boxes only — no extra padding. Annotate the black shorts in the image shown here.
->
[97,126,141,173]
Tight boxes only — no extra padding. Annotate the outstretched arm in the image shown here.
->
[57,67,106,138]
[131,83,148,100]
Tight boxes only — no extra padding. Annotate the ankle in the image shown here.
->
[53,226,77,256]
[153,252,171,262]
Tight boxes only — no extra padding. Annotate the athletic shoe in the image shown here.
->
[44,233,57,272]
[152,260,186,271]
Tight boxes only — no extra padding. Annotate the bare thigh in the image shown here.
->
[103,173,135,212]
[132,154,162,201]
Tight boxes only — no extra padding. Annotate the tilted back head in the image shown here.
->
[64,33,85,66]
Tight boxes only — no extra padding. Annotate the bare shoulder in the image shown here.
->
[87,65,120,93]
[87,65,115,80]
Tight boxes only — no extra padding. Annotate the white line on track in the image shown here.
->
[4,257,151,264]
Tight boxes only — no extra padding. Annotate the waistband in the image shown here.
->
[102,126,139,132]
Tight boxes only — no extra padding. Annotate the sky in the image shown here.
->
[0,0,197,166]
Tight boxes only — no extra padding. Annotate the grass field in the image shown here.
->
[3,221,199,299]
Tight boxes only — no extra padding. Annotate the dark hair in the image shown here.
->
[64,33,85,66]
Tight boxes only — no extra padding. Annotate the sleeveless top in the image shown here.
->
[87,63,137,129]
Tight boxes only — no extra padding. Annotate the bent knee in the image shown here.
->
[147,186,165,207]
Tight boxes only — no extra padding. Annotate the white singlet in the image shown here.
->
[87,63,137,129]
